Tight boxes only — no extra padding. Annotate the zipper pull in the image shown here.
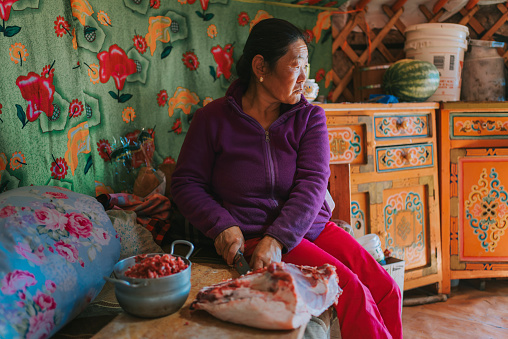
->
[265,130,270,142]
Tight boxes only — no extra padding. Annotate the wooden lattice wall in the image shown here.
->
[330,1,508,103]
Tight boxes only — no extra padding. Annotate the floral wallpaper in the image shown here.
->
[0,0,336,197]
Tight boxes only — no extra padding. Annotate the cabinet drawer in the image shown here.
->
[451,113,508,139]
[328,125,366,164]
[374,114,430,140]
[376,143,434,172]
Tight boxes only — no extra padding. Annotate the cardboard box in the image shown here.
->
[382,257,405,310]
[353,63,391,102]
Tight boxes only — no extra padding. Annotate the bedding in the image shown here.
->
[0,186,121,339]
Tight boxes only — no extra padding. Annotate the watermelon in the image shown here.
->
[382,59,440,102]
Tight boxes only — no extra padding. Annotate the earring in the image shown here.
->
[259,76,264,83]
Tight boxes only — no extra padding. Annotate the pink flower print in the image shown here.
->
[211,44,234,80]
[43,191,68,199]
[238,12,249,26]
[199,0,209,11]
[65,212,93,238]
[0,0,20,22]
[133,35,147,54]
[6,214,28,228]
[171,118,182,134]
[54,241,79,263]
[34,291,56,311]
[97,139,112,161]
[157,89,168,107]
[97,44,137,91]
[68,98,84,118]
[50,157,69,180]
[91,227,111,246]
[470,203,483,219]
[35,208,68,231]
[54,16,70,37]
[41,65,55,79]
[15,242,46,265]
[0,270,36,295]
[27,310,55,339]
[315,68,325,82]
[0,205,16,217]
[18,291,26,300]
[497,202,508,219]
[182,51,199,71]
[45,280,57,293]
[16,71,56,122]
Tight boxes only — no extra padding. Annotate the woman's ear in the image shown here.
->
[251,55,266,80]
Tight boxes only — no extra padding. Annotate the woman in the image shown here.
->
[171,18,402,339]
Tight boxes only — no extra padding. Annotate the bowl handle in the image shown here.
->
[103,276,148,288]
[169,240,195,259]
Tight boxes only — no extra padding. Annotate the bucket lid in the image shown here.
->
[405,23,470,34]
[405,23,469,41]
[469,39,505,48]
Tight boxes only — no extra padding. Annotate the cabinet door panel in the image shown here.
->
[459,154,508,261]
[356,178,435,272]
[449,148,508,272]
[383,185,428,271]
[351,192,369,238]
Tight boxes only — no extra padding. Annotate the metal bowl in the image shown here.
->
[104,240,194,318]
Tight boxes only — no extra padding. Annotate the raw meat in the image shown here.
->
[124,254,188,279]
[190,262,341,330]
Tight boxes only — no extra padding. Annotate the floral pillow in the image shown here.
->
[0,186,121,339]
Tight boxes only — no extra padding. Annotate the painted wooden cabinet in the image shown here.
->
[318,103,443,292]
[438,102,508,294]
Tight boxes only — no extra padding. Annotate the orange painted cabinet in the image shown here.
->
[438,102,508,294]
[319,103,443,292]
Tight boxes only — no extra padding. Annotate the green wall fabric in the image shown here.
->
[0,0,335,197]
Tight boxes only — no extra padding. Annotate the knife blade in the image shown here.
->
[233,250,250,275]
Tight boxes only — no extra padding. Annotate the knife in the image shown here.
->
[233,250,251,275]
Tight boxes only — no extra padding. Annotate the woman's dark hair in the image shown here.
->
[236,18,306,84]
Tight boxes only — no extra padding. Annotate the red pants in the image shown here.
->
[245,222,402,339]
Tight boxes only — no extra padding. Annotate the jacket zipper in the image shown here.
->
[227,97,307,208]
[264,130,278,208]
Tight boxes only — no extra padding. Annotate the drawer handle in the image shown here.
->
[395,118,407,131]
[399,150,411,163]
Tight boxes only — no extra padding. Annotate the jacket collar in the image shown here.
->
[225,79,309,115]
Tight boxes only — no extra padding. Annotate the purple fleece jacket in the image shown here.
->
[170,80,332,252]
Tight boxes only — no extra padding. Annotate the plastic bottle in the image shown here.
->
[357,234,386,264]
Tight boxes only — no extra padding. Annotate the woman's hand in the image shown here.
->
[249,236,283,270]
[214,226,245,266]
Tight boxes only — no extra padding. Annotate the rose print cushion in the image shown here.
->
[0,186,120,339]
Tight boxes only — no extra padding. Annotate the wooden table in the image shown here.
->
[91,262,306,339]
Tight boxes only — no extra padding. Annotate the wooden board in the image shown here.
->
[92,262,306,339]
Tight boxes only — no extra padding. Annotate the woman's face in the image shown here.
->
[263,39,308,105]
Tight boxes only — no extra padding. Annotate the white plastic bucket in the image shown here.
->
[404,23,469,102]
[357,234,385,263]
